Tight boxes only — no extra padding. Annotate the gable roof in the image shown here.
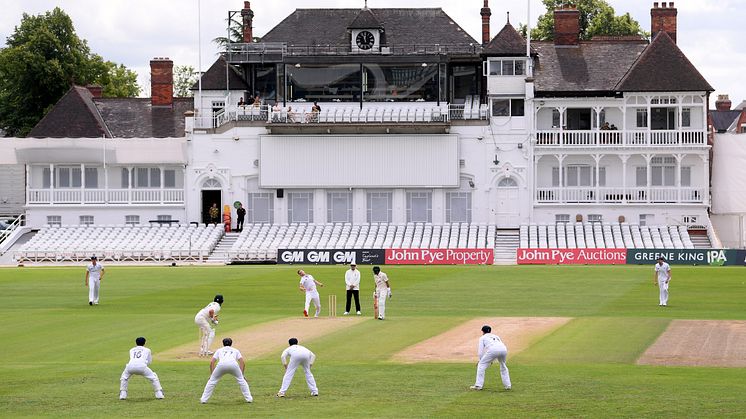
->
[615,32,714,92]
[29,86,192,138]
[348,8,383,29]
[710,110,742,132]
[193,56,249,91]
[261,8,477,47]
[533,40,647,94]
[483,22,530,56]
[29,86,110,138]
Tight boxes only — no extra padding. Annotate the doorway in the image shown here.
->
[201,190,222,225]
[496,178,520,228]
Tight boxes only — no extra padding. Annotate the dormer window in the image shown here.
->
[486,58,525,76]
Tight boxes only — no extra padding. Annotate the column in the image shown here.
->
[699,154,708,205]
[127,167,132,204]
[557,154,565,203]
[593,154,602,203]
[644,154,652,203]
[646,97,652,145]
[104,165,109,204]
[80,163,85,204]
[49,164,55,205]
[558,107,566,145]
[25,165,30,205]
[160,166,165,204]
[593,106,602,145]
[620,155,629,204]
[675,154,683,203]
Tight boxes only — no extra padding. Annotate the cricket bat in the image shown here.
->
[373,292,379,319]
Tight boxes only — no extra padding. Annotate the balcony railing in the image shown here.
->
[28,189,184,205]
[535,187,705,204]
[535,130,706,147]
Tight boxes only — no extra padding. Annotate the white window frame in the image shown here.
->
[491,98,525,117]
[156,215,172,221]
[367,191,393,223]
[485,58,526,76]
[79,215,94,226]
[47,215,62,226]
[555,214,570,224]
[587,214,603,223]
[327,191,353,223]
[247,192,274,224]
[288,192,314,223]
[639,214,654,226]
[125,215,140,226]
[445,191,472,223]
[406,191,432,223]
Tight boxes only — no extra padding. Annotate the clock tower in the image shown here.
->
[348,6,383,53]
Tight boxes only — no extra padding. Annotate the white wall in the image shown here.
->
[26,207,186,227]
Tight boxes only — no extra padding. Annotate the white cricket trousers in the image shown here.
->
[120,363,162,395]
[305,291,321,317]
[376,290,387,319]
[88,279,100,304]
[200,362,253,403]
[195,316,215,355]
[279,353,318,394]
[474,344,511,389]
[658,279,669,305]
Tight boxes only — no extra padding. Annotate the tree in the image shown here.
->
[531,0,646,41]
[173,65,198,97]
[0,7,139,137]
[212,16,244,49]
[95,59,141,98]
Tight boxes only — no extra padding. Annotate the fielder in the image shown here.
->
[84,255,105,305]
[199,338,253,404]
[654,256,672,306]
[195,294,223,356]
[297,270,324,318]
[119,337,164,400]
[277,338,318,397]
[372,266,391,320]
[470,325,511,391]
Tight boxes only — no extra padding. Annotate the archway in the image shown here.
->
[201,178,223,224]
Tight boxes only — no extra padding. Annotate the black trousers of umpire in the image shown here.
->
[236,216,245,232]
[346,289,361,313]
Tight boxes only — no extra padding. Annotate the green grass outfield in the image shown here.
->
[1,265,745,418]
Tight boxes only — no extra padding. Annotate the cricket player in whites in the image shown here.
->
[470,325,511,391]
[297,270,324,318]
[277,338,318,397]
[84,255,104,305]
[195,294,224,356]
[200,337,253,403]
[654,256,672,306]
[119,337,164,400]
[372,266,391,320]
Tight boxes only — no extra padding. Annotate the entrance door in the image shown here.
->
[201,190,222,225]
[496,178,520,228]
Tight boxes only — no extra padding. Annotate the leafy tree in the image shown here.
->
[531,0,646,41]
[212,16,244,49]
[173,65,198,97]
[95,59,140,97]
[0,7,139,137]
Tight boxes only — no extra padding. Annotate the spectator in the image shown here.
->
[236,203,246,232]
[208,203,220,225]
[237,97,245,107]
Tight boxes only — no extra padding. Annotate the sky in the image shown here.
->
[1,0,744,107]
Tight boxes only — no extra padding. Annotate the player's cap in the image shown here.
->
[214,294,224,305]
[481,325,492,333]
[656,256,665,261]
[350,262,356,266]
[372,266,381,273]
[90,255,97,260]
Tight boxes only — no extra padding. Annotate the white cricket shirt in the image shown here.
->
[280,345,316,366]
[374,272,389,292]
[655,262,671,281]
[87,263,104,280]
[478,333,506,357]
[300,275,317,293]
[345,269,361,290]
[197,302,221,320]
[128,345,152,366]
[212,346,243,365]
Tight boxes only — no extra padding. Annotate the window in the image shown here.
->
[682,215,698,224]
[636,109,648,128]
[42,168,53,188]
[587,214,603,223]
[446,192,472,223]
[498,178,518,187]
[651,157,676,186]
[491,99,524,117]
[636,167,647,186]
[406,191,432,222]
[639,214,654,226]
[164,170,176,188]
[681,166,691,187]
[47,215,61,226]
[288,192,314,223]
[487,59,525,76]
[682,108,691,127]
[327,192,352,223]
[79,215,94,226]
[552,109,561,128]
[84,168,98,188]
[555,214,570,224]
[131,168,161,188]
[247,193,274,223]
[121,168,130,188]
[651,107,675,130]
[157,215,172,221]
[125,215,140,226]
[54,167,81,188]
[367,192,392,223]
[555,166,605,186]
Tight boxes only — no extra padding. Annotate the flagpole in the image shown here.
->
[197,0,203,99]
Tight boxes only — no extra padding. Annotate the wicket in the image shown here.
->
[328,294,337,317]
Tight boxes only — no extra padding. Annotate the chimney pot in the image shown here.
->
[481,0,491,45]
[85,85,103,98]
[241,1,254,43]
[651,1,677,43]
[150,58,174,107]
[554,7,581,46]
[653,2,659,7]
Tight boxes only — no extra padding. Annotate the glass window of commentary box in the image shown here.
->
[362,64,440,102]
[487,59,525,76]
[491,99,524,117]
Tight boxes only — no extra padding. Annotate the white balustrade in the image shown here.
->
[535,187,704,204]
[536,130,705,147]
[28,188,185,205]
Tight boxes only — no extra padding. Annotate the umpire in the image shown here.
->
[344,263,361,315]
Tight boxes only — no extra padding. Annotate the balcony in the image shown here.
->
[535,187,705,204]
[28,189,184,205]
[535,130,706,147]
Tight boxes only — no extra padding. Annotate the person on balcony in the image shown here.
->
[237,97,245,107]
[601,122,611,130]
[252,95,261,108]
[287,106,297,123]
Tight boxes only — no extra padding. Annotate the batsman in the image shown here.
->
[372,266,391,320]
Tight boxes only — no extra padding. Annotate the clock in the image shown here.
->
[356,31,375,50]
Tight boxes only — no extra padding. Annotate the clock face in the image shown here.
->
[356,31,375,50]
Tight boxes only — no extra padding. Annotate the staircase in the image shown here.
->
[494,229,519,265]
[206,232,240,263]
[688,229,712,249]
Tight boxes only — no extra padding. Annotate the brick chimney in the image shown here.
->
[716,94,732,111]
[241,1,254,43]
[554,5,580,46]
[85,85,103,98]
[150,58,174,107]
[480,0,491,45]
[651,2,677,43]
